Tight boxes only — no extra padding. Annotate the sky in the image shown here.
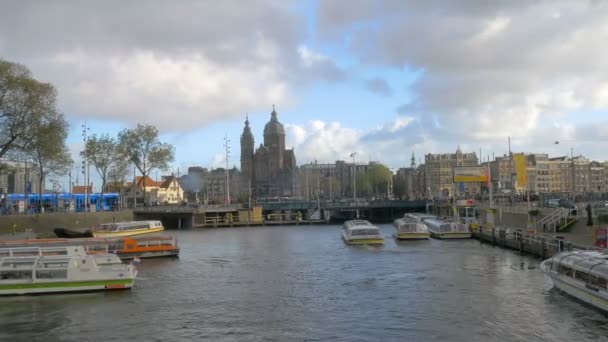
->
[2,0,608,189]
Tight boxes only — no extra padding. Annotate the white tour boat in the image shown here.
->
[342,220,385,245]
[393,217,430,240]
[424,218,471,239]
[541,250,608,312]
[92,220,165,238]
[404,213,436,223]
[0,246,137,296]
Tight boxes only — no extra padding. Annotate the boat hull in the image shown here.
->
[342,234,384,245]
[393,232,430,240]
[549,274,608,313]
[0,279,134,296]
[430,232,471,239]
[92,227,164,238]
[54,228,93,238]
[117,249,179,260]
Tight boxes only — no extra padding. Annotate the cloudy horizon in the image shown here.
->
[2,0,608,181]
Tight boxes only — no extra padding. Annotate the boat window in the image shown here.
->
[36,269,68,279]
[40,248,68,256]
[589,276,608,289]
[558,265,574,278]
[0,270,32,280]
[137,241,150,247]
[352,229,380,236]
[2,260,36,268]
[37,261,69,269]
[574,270,591,283]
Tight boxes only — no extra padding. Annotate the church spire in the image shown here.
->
[271,104,277,121]
[411,151,416,168]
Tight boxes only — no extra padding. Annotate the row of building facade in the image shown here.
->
[396,149,608,200]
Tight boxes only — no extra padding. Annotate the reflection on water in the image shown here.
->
[1,224,607,342]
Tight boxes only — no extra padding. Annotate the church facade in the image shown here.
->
[240,107,297,198]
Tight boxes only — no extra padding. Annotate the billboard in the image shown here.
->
[453,166,488,183]
[513,153,527,187]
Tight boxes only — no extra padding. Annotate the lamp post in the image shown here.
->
[81,122,90,212]
[223,135,231,204]
[350,152,357,202]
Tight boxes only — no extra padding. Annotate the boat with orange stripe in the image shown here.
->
[0,235,179,260]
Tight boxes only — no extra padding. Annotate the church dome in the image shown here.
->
[264,106,285,136]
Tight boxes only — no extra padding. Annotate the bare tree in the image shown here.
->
[118,124,174,206]
[82,134,128,209]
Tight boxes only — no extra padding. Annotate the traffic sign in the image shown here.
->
[25,181,31,194]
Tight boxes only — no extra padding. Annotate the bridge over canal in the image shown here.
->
[133,199,429,229]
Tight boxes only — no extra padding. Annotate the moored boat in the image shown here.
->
[342,220,385,245]
[91,220,165,238]
[541,250,608,312]
[0,246,137,296]
[424,218,471,239]
[0,235,179,260]
[393,218,430,240]
[404,213,436,223]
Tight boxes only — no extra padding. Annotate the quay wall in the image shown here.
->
[473,228,562,259]
[0,211,134,237]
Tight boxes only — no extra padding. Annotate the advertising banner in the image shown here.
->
[513,153,527,187]
[453,167,488,183]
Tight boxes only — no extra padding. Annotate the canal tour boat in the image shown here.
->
[0,246,137,296]
[541,250,608,312]
[393,217,430,240]
[404,213,436,223]
[342,220,385,245]
[424,218,471,239]
[91,220,165,238]
[0,235,179,260]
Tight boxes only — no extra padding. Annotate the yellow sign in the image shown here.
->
[513,153,527,187]
[453,167,488,183]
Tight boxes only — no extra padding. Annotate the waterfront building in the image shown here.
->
[181,166,241,204]
[394,152,426,200]
[590,161,605,193]
[527,155,568,193]
[125,175,184,206]
[0,159,40,195]
[487,153,527,194]
[424,146,479,198]
[240,107,297,198]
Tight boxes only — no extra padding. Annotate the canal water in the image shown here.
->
[1,225,607,342]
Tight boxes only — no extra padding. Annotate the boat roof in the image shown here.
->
[0,234,175,248]
[0,245,88,258]
[344,220,378,229]
[553,250,608,279]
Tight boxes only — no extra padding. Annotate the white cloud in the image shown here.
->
[317,0,608,153]
[0,1,309,131]
[52,50,289,130]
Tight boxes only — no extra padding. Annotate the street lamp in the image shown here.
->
[350,152,357,202]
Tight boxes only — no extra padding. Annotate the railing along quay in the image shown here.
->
[472,226,601,259]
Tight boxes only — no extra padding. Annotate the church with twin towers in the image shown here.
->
[240,106,297,198]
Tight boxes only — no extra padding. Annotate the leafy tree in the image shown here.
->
[82,134,127,208]
[118,124,174,205]
[356,173,372,197]
[393,174,407,199]
[367,163,392,195]
[23,113,73,211]
[0,59,58,158]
